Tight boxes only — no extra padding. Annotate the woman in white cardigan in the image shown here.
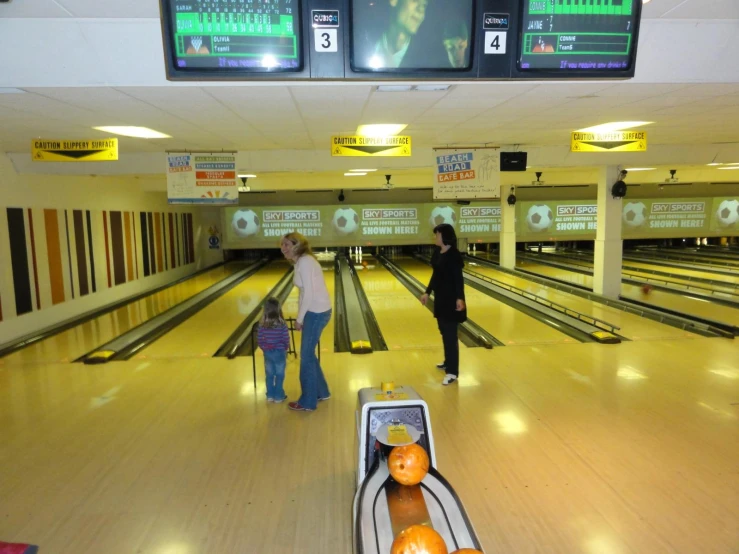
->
[280,232,332,412]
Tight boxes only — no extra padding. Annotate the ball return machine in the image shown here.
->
[353,385,484,553]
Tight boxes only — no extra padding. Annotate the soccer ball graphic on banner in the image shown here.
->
[716,199,739,227]
[232,209,260,238]
[430,206,457,228]
[623,202,648,227]
[332,207,360,235]
[526,204,553,232]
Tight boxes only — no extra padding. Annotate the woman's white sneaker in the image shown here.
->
[442,374,458,386]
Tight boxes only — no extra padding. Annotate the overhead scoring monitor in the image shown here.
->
[517,0,641,74]
[159,0,303,76]
[351,0,475,72]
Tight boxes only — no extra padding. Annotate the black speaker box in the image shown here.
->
[500,152,528,172]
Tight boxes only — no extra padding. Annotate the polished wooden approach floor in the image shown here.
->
[1,335,738,553]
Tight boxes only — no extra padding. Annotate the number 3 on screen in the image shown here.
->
[314,28,338,53]
[484,32,507,55]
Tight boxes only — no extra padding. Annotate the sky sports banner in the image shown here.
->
[166,153,238,205]
[433,149,501,200]
[517,197,739,240]
[222,203,502,247]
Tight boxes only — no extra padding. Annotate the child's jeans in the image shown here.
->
[264,349,287,400]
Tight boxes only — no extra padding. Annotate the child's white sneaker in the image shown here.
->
[442,374,458,386]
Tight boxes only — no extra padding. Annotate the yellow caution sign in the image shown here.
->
[32,138,119,162]
[332,136,411,157]
[571,131,647,153]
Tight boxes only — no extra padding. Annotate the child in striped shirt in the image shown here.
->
[257,297,291,403]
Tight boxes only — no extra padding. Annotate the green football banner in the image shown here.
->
[222,202,502,248]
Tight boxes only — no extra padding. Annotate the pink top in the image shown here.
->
[294,255,331,324]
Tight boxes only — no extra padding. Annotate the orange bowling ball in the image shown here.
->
[391,524,448,554]
[388,443,430,486]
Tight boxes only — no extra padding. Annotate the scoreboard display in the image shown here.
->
[518,0,640,73]
[161,0,304,76]
[158,0,642,80]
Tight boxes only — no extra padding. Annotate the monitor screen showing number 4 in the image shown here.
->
[485,32,506,54]
[315,29,338,53]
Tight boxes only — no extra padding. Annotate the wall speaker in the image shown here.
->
[500,152,528,172]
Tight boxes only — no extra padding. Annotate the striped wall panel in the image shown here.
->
[2,208,197,320]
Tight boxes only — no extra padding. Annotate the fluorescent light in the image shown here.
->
[577,121,652,133]
[414,84,451,92]
[93,126,171,139]
[625,167,655,171]
[238,174,257,178]
[356,124,407,137]
[377,85,412,92]
[344,172,366,176]
[350,169,377,172]
[718,166,739,170]
[643,0,651,4]
[707,163,723,166]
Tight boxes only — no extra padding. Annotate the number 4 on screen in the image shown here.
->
[485,32,507,55]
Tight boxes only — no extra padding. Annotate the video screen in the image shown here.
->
[351,0,474,71]
[518,0,640,72]
[162,0,301,72]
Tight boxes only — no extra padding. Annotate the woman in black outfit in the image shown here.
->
[419,224,467,385]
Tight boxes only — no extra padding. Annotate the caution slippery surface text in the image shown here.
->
[331,136,411,157]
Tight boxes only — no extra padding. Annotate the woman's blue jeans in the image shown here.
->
[297,309,332,409]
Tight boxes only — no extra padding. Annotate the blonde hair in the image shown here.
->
[282,232,314,260]
[260,297,286,329]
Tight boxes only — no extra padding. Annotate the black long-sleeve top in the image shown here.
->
[425,247,467,323]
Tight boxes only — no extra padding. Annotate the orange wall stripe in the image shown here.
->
[44,209,65,305]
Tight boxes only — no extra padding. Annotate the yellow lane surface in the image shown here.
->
[399,258,576,346]
[356,257,443,350]
[466,261,695,341]
[136,262,291,359]
[521,260,739,327]
[1,264,245,365]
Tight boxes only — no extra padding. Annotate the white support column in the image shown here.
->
[594,166,623,298]
[500,189,516,270]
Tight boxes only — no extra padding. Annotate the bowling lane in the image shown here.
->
[135,261,291,359]
[466,261,694,341]
[398,258,576,346]
[355,257,448,350]
[543,254,739,296]
[1,264,245,365]
[522,260,739,327]
[623,259,739,286]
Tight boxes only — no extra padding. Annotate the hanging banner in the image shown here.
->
[223,202,498,248]
[571,131,647,152]
[331,136,411,157]
[32,138,118,162]
[166,152,238,205]
[433,148,501,200]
